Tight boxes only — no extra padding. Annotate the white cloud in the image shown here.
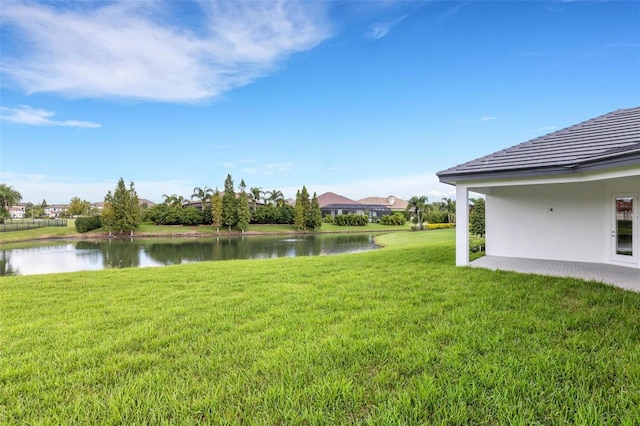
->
[241,163,294,176]
[481,116,498,122]
[367,15,405,41]
[0,1,331,103]
[0,105,101,128]
[438,2,470,22]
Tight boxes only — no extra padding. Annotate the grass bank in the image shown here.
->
[0,219,78,243]
[2,230,639,424]
[0,221,410,244]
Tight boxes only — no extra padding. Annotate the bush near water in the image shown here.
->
[75,216,102,233]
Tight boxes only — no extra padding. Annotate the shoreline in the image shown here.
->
[0,227,408,245]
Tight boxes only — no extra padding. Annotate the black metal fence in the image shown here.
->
[0,219,68,232]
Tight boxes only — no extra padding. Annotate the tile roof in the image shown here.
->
[317,192,361,208]
[438,107,640,183]
[358,196,409,210]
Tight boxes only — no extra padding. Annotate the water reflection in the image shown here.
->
[0,234,380,276]
[1,251,19,276]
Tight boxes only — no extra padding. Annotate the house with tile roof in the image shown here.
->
[438,107,640,269]
[358,195,408,212]
[317,192,391,220]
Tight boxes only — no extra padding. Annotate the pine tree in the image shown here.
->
[125,181,141,235]
[308,192,322,230]
[101,191,115,236]
[211,189,223,235]
[294,186,311,231]
[222,174,237,232]
[237,188,251,233]
[101,178,141,236]
[294,190,305,231]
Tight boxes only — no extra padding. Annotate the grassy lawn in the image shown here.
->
[2,230,639,424]
[0,219,78,243]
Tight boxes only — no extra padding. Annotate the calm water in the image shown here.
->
[0,234,380,276]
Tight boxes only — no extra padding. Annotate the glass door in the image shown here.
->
[612,195,635,263]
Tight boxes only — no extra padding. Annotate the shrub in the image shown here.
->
[425,209,447,224]
[251,205,294,225]
[427,223,455,230]
[278,205,295,225]
[323,215,334,224]
[161,208,183,225]
[470,234,485,252]
[143,205,167,224]
[143,205,204,226]
[380,212,407,226]
[470,199,485,236]
[180,207,203,226]
[202,207,213,225]
[75,216,102,233]
[333,214,368,226]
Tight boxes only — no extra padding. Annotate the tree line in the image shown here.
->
[404,195,483,235]
[1,180,483,236]
[97,174,323,235]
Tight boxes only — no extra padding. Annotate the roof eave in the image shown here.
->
[438,154,640,185]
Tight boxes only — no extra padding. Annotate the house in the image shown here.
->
[358,195,408,212]
[317,192,391,219]
[9,203,26,219]
[437,107,640,270]
[93,198,156,211]
[45,204,68,218]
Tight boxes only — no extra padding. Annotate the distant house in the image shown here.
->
[92,198,156,211]
[437,107,640,269]
[9,203,26,219]
[45,204,67,218]
[317,192,391,219]
[358,195,408,212]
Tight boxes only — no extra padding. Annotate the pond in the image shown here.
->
[0,233,381,276]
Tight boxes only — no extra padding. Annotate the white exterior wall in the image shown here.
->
[483,175,639,267]
[486,182,605,263]
[444,153,639,268]
[456,185,469,266]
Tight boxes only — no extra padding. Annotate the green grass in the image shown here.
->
[0,219,78,243]
[2,229,639,424]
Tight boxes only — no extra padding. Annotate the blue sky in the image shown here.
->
[1,0,639,205]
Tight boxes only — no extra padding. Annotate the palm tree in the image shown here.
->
[162,193,187,208]
[442,197,456,224]
[191,186,213,210]
[0,184,23,222]
[407,195,428,230]
[162,193,175,205]
[249,187,263,211]
[267,189,285,207]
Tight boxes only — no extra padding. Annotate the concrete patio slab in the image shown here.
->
[471,256,640,292]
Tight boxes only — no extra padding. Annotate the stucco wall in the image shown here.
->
[485,176,638,265]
